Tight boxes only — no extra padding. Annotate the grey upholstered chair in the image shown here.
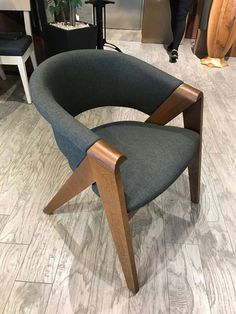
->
[30,50,203,294]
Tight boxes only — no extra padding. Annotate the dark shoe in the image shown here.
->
[169,49,178,63]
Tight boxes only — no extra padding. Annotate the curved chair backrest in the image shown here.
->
[31,50,182,116]
[30,50,182,169]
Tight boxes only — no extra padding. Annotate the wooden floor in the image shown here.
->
[0,38,236,314]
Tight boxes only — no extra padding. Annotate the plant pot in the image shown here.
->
[44,22,97,57]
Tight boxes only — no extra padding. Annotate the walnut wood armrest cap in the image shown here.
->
[87,139,127,172]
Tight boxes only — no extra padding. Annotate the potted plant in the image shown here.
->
[44,0,97,57]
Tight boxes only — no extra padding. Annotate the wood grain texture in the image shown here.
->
[198,227,236,314]
[0,105,40,215]
[166,243,211,314]
[129,204,169,314]
[0,215,9,234]
[88,141,138,294]
[17,214,67,283]
[0,244,28,313]
[45,192,104,314]
[0,118,68,244]
[3,282,51,314]
[207,0,236,57]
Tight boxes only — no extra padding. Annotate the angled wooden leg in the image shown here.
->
[183,98,203,204]
[44,157,94,214]
[187,152,201,203]
[91,158,139,294]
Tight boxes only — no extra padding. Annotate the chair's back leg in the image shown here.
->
[183,98,203,203]
[44,158,94,214]
[93,161,139,294]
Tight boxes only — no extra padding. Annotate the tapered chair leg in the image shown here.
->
[94,163,139,294]
[188,152,201,203]
[44,158,94,214]
[183,98,203,204]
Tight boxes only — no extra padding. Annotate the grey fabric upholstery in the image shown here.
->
[0,35,32,56]
[92,121,199,212]
[30,50,182,117]
[30,50,198,213]
[30,50,183,169]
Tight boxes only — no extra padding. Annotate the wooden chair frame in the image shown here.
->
[0,0,37,103]
[43,83,203,294]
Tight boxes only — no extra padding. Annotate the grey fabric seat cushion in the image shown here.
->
[92,121,199,213]
[0,35,32,56]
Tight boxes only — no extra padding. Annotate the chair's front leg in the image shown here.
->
[88,140,139,294]
[183,97,203,203]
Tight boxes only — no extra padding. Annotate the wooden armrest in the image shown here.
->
[87,139,127,173]
[146,83,203,127]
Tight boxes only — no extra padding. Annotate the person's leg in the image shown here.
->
[171,0,194,50]
[168,0,179,50]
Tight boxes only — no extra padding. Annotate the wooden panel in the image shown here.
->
[0,0,31,11]
[0,244,28,313]
[207,0,236,58]
[3,282,51,314]
[186,0,204,39]
[142,0,172,44]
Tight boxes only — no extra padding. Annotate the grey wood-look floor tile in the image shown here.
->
[0,215,9,234]
[17,214,68,284]
[87,211,130,314]
[208,153,236,253]
[3,281,51,314]
[45,192,104,314]
[0,243,28,313]
[0,76,21,103]
[198,227,236,314]
[200,153,227,226]
[0,119,68,244]
[166,243,211,314]
[128,204,169,314]
[0,105,40,215]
